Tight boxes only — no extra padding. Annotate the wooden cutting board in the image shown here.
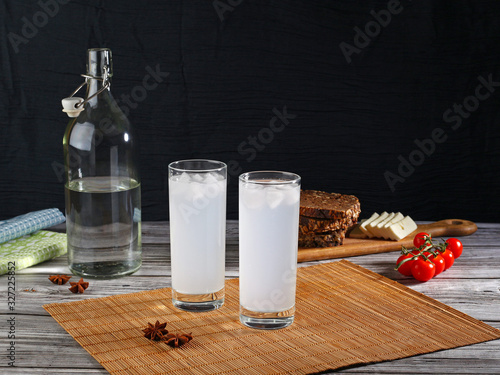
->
[297,219,477,263]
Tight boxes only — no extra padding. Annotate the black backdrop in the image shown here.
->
[1,0,500,222]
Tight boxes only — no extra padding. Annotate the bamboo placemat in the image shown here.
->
[44,260,500,374]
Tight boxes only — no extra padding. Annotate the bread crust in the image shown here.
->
[299,190,361,220]
[298,230,345,248]
[299,215,356,235]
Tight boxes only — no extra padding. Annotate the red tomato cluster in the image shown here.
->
[395,232,463,282]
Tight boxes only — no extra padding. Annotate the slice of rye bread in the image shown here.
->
[298,230,346,248]
[300,190,361,221]
[299,215,357,235]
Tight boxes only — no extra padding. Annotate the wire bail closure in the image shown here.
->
[62,65,110,118]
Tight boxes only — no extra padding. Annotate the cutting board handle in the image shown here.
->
[423,219,477,237]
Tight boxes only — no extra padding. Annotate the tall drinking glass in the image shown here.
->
[168,160,227,311]
[239,171,301,329]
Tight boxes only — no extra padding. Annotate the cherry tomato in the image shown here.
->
[446,238,463,259]
[411,258,435,282]
[441,248,455,270]
[413,232,431,248]
[396,254,415,276]
[428,253,445,276]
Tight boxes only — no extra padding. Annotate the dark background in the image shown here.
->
[1,0,500,222]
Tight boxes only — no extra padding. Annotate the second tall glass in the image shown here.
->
[168,160,227,311]
[239,171,301,329]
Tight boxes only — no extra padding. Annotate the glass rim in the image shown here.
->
[88,47,111,52]
[239,170,301,185]
[168,159,227,173]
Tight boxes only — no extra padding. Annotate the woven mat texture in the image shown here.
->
[43,260,500,374]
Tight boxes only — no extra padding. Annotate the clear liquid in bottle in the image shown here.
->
[65,176,141,278]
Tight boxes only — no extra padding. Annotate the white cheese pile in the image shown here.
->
[351,212,417,241]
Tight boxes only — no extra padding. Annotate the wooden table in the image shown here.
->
[2,221,499,374]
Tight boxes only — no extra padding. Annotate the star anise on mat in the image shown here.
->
[142,321,169,341]
[68,278,89,294]
[48,274,72,285]
[163,332,193,348]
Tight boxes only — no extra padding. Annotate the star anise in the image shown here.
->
[142,321,169,341]
[68,278,89,293]
[163,332,193,348]
[48,274,72,285]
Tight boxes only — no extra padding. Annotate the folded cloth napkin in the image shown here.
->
[0,208,65,244]
[0,230,67,275]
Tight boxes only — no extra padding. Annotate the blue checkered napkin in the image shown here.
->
[0,208,65,244]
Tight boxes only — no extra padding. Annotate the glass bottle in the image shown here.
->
[63,48,142,278]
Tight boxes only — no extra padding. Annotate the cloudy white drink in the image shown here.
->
[168,160,227,311]
[239,171,301,329]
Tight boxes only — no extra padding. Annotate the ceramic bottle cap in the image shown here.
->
[61,97,84,118]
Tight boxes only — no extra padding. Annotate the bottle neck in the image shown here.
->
[86,48,113,98]
[87,77,111,97]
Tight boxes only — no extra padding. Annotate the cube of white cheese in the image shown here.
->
[367,211,389,238]
[386,216,418,241]
[359,212,379,237]
[372,212,395,238]
[380,212,404,239]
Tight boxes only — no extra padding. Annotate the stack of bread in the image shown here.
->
[298,190,361,248]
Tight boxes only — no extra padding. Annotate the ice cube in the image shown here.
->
[187,182,208,209]
[191,173,204,182]
[177,172,191,184]
[241,183,265,209]
[266,187,284,209]
[169,173,189,196]
[204,172,219,184]
[204,180,223,199]
[243,182,264,190]
[275,184,300,205]
[284,187,300,206]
